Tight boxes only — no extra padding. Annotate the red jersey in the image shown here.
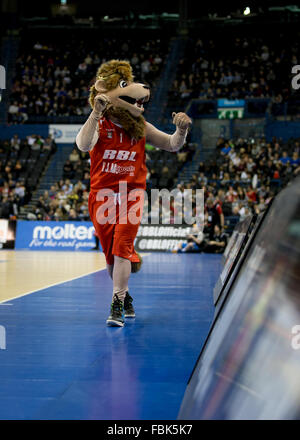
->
[89,118,147,191]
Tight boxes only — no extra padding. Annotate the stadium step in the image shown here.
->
[176,144,202,185]
[146,36,187,127]
[20,144,74,218]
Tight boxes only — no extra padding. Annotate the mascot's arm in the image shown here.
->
[76,94,111,152]
[145,112,192,152]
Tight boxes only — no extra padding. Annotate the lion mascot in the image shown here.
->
[76,59,191,327]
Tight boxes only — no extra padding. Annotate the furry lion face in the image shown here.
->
[89,59,150,118]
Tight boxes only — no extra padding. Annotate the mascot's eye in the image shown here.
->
[119,80,128,88]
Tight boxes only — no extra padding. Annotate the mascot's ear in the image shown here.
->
[95,79,107,93]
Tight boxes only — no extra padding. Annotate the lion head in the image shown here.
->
[89,60,150,139]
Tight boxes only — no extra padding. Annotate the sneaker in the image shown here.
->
[124,291,135,318]
[106,295,125,327]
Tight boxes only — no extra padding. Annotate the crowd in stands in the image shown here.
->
[9,26,300,123]
[173,135,300,252]
[8,32,167,123]
[31,178,90,222]
[3,130,300,254]
[29,145,91,221]
[167,32,300,112]
[25,132,300,242]
[0,134,56,219]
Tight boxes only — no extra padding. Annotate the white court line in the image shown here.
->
[0,252,150,305]
[0,267,106,305]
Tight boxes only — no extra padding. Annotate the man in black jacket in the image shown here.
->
[204,225,227,253]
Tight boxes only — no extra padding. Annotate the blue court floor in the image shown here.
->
[0,252,221,420]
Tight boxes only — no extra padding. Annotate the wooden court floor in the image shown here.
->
[0,251,107,304]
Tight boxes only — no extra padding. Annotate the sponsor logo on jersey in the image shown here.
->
[101,162,135,175]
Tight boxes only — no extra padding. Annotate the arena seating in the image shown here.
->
[182,135,300,236]
[166,27,300,116]
[4,129,299,247]
[0,135,56,219]
[8,28,169,124]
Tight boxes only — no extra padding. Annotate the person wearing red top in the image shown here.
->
[76,59,192,327]
[206,197,225,239]
[246,187,257,203]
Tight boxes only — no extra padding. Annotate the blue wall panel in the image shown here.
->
[0,124,49,140]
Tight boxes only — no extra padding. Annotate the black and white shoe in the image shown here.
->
[124,292,135,318]
[106,295,125,327]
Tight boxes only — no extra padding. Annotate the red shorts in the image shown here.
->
[88,188,144,265]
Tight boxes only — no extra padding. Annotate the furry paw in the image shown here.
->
[172,112,192,130]
[93,94,111,115]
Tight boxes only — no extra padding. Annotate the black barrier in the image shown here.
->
[214,214,255,306]
[213,211,264,316]
[178,176,300,420]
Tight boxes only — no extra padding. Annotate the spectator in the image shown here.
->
[280,151,291,165]
[174,223,205,253]
[43,137,54,151]
[69,148,80,163]
[8,101,19,122]
[14,161,23,179]
[206,197,225,239]
[203,225,227,253]
[69,208,81,221]
[63,160,74,179]
[291,152,300,167]
[10,134,21,151]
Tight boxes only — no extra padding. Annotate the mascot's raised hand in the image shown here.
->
[172,112,192,132]
[93,94,112,117]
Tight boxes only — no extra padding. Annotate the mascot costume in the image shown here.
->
[76,59,191,327]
